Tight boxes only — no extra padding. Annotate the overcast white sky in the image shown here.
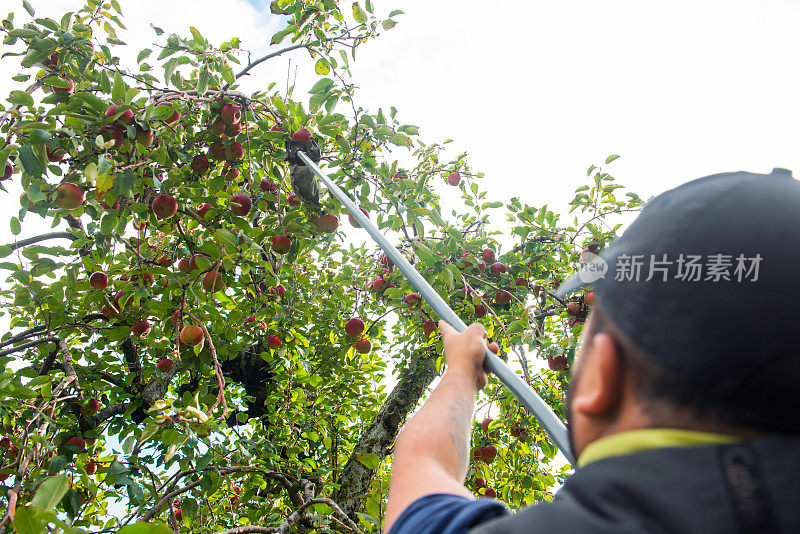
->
[3,0,800,244]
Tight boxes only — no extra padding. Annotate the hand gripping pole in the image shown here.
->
[297,151,575,465]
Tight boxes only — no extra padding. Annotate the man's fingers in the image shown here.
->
[467,322,487,339]
[438,320,457,338]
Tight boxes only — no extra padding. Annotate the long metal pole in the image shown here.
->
[297,151,575,465]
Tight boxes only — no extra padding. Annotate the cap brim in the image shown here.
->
[554,273,590,298]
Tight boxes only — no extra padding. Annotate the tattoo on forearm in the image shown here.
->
[448,395,474,471]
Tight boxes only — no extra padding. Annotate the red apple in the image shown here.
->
[55,183,84,210]
[230,194,252,216]
[135,128,154,147]
[224,165,240,180]
[354,338,372,354]
[180,324,204,346]
[2,161,13,181]
[158,358,175,372]
[348,207,370,228]
[345,317,365,339]
[271,235,291,254]
[447,171,461,186]
[404,293,422,309]
[380,253,393,268]
[488,341,500,354]
[131,320,151,337]
[584,291,596,306]
[220,103,241,125]
[268,335,282,349]
[105,104,134,125]
[566,302,581,316]
[174,509,183,521]
[225,121,242,137]
[66,436,86,450]
[510,422,528,439]
[270,285,286,298]
[197,203,213,220]
[208,142,226,162]
[243,316,265,328]
[473,447,484,462]
[84,398,101,415]
[491,262,506,275]
[156,102,180,123]
[46,146,64,162]
[85,461,98,475]
[101,304,118,317]
[371,278,387,292]
[474,477,485,488]
[481,417,494,433]
[52,77,74,94]
[202,270,225,292]
[100,126,124,150]
[270,124,283,131]
[43,51,58,69]
[422,320,437,337]
[516,277,530,289]
[152,194,177,219]
[210,118,227,136]
[481,249,495,263]
[474,304,487,318]
[291,128,312,142]
[177,258,191,273]
[548,355,568,371]
[287,194,302,206]
[260,179,277,194]
[225,142,245,161]
[317,213,339,233]
[482,444,497,463]
[483,487,496,498]
[89,272,108,290]
[494,291,512,305]
[191,154,210,174]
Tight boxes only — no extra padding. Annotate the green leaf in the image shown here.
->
[118,524,172,534]
[604,154,620,164]
[127,483,144,506]
[18,145,43,177]
[382,19,397,30]
[352,2,368,23]
[22,0,35,16]
[12,505,53,534]
[114,169,135,194]
[31,474,69,510]
[112,71,125,102]
[8,90,33,107]
[309,77,334,94]
[48,455,67,475]
[270,25,296,45]
[314,58,330,75]
[354,452,380,469]
[136,48,152,64]
[9,217,20,236]
[196,67,210,96]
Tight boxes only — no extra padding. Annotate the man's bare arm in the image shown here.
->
[384,322,489,532]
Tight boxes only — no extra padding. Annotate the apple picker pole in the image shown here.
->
[296,151,575,465]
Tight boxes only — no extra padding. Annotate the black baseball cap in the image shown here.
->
[556,168,800,392]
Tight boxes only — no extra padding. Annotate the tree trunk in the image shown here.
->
[334,348,438,517]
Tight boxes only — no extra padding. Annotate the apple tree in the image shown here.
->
[0,0,642,532]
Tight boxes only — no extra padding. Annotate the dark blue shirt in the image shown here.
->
[389,494,510,534]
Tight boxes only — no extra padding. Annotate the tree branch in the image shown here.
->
[4,231,77,252]
[223,43,312,90]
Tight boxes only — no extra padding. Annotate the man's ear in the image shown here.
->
[571,332,624,417]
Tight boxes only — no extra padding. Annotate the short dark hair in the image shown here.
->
[586,303,800,436]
